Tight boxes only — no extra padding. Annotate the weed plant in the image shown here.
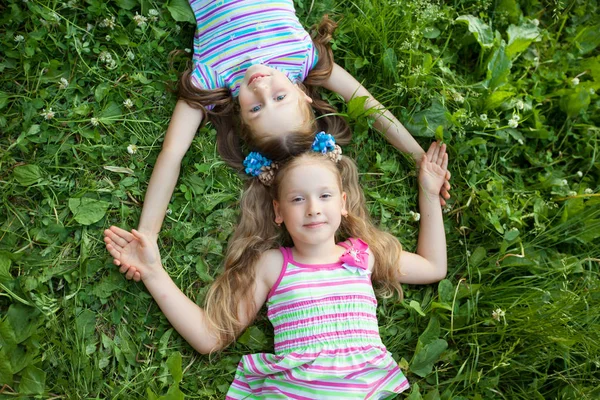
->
[0,0,599,398]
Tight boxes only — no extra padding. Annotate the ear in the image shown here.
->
[273,200,284,224]
[341,192,348,217]
[294,84,313,104]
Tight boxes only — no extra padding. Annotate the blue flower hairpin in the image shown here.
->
[243,152,273,177]
[311,131,336,154]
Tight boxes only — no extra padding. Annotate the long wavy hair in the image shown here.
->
[204,152,404,348]
[176,15,351,170]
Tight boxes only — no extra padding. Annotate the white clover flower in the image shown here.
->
[561,179,568,186]
[492,308,506,321]
[58,77,69,89]
[133,12,148,27]
[126,50,135,60]
[584,188,593,194]
[100,16,116,29]
[91,117,99,126]
[480,113,488,121]
[577,171,583,178]
[508,119,519,128]
[149,9,159,16]
[127,144,138,154]
[571,77,580,86]
[40,108,55,120]
[166,208,173,215]
[123,99,134,108]
[516,100,525,110]
[105,35,111,41]
[568,191,577,196]
[99,51,112,63]
[14,35,25,43]
[531,19,539,26]
[452,92,465,103]
[512,114,521,122]
[409,211,421,222]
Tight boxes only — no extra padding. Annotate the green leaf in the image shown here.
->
[0,254,12,282]
[573,24,600,55]
[0,91,8,110]
[504,227,520,242]
[470,246,487,266]
[13,164,42,186]
[506,21,540,58]
[69,198,110,225]
[347,96,369,120]
[18,365,46,395]
[485,42,512,90]
[456,15,493,48]
[560,87,591,118]
[167,352,183,384]
[75,309,96,339]
[167,0,195,24]
[165,383,185,400]
[404,99,449,137]
[7,304,39,344]
[409,300,426,316]
[382,47,398,78]
[410,339,448,377]
[416,317,441,352]
[422,26,441,39]
[94,82,111,102]
[406,383,423,400]
[485,90,515,109]
[438,279,453,303]
[115,0,138,10]
[0,349,13,386]
[99,101,122,125]
[237,326,267,351]
[159,329,173,357]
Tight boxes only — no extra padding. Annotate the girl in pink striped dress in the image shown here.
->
[104,135,449,399]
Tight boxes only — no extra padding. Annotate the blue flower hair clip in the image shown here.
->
[243,151,278,185]
[311,131,342,162]
[311,131,336,154]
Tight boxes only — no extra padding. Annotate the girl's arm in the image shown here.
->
[136,100,204,239]
[104,227,277,354]
[395,142,448,284]
[323,63,425,161]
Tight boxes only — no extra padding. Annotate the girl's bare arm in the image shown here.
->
[137,100,204,238]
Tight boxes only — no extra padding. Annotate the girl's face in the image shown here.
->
[238,65,313,140]
[273,160,347,247]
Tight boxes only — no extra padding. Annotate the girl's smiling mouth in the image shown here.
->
[248,73,270,85]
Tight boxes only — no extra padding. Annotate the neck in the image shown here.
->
[291,236,339,263]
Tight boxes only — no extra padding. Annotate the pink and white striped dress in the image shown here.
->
[226,238,409,399]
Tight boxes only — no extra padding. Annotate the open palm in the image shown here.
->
[104,226,161,282]
[419,142,449,196]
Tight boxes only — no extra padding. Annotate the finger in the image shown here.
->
[133,271,142,282]
[439,197,446,207]
[125,267,137,280]
[106,244,122,260]
[442,190,451,200]
[119,264,129,274]
[436,143,446,165]
[109,226,135,242]
[446,171,451,181]
[113,258,121,266]
[444,180,451,191]
[105,237,125,254]
[426,141,438,159]
[105,229,129,248]
[441,152,448,171]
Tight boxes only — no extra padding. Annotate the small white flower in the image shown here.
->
[166,208,172,215]
[409,211,421,222]
[571,77,580,86]
[512,114,521,122]
[184,48,191,53]
[577,171,583,178]
[123,99,134,108]
[516,100,524,110]
[492,308,506,321]
[561,179,568,186]
[91,117,99,126]
[133,12,147,27]
[480,113,488,121]
[508,119,519,128]
[531,19,539,26]
[466,250,471,257]
[127,144,138,154]
[105,35,111,41]
[58,77,69,89]
[126,50,135,60]
[584,188,593,194]
[40,108,55,120]
[452,92,465,103]
[100,16,116,29]
[148,8,159,16]
[99,51,112,63]
[86,23,94,32]
[590,88,595,95]
[14,35,25,43]
[568,191,577,196]
[518,139,524,145]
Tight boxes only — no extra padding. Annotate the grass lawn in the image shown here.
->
[1,0,599,398]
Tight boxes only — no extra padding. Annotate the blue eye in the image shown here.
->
[292,197,303,203]
[321,193,332,199]
[275,94,286,101]
[250,105,262,113]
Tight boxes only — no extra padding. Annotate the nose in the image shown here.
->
[306,198,321,216]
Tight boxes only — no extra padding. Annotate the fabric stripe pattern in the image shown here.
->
[188,0,317,97]
[226,239,409,399]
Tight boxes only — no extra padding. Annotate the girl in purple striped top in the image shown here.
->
[104,135,450,399]
[134,0,451,245]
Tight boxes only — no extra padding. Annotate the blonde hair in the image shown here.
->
[175,15,351,171]
[204,152,403,348]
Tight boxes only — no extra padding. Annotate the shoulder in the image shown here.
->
[255,248,285,289]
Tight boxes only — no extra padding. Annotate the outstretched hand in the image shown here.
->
[104,226,162,282]
[419,142,450,198]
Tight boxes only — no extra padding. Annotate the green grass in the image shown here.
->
[1,0,599,398]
